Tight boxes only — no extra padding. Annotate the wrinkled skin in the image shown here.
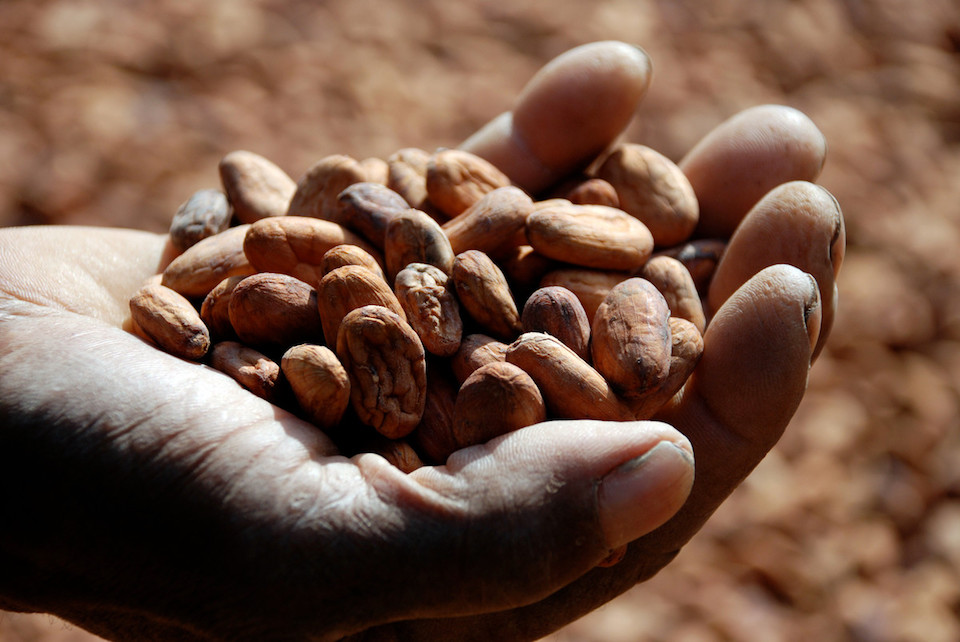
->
[0,41,842,641]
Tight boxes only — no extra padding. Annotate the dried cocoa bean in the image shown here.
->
[287,154,367,225]
[359,157,389,185]
[426,149,511,218]
[243,215,382,287]
[638,255,706,333]
[162,224,255,298]
[317,265,406,346]
[526,202,653,271]
[451,250,522,340]
[521,286,591,361]
[320,244,386,282]
[626,316,704,419]
[539,268,628,321]
[653,238,726,295]
[564,177,620,208]
[453,361,546,449]
[129,283,210,360]
[387,147,431,210]
[394,263,462,357]
[451,333,509,384]
[384,208,456,279]
[219,150,296,224]
[337,181,411,250]
[597,143,699,247]
[335,305,426,439]
[200,275,247,340]
[505,332,632,421]
[210,341,281,402]
[281,344,351,429]
[169,189,232,253]
[228,272,322,348]
[442,186,534,256]
[591,277,672,399]
[414,363,460,463]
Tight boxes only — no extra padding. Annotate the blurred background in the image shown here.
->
[1,0,959,640]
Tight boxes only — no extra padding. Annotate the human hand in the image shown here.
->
[0,41,842,641]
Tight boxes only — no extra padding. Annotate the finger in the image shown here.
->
[707,180,844,358]
[679,104,827,238]
[351,264,820,641]
[0,226,169,327]
[460,41,652,194]
[331,420,692,640]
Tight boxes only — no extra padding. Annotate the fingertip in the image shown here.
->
[694,264,817,445]
[598,438,694,551]
[462,41,652,193]
[707,181,841,352]
[681,104,827,238]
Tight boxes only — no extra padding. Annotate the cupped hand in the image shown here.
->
[0,41,843,641]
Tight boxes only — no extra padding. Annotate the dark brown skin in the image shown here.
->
[0,41,840,641]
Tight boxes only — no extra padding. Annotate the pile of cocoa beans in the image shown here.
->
[129,145,724,472]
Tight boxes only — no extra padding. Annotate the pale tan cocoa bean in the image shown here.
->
[337,182,411,250]
[539,268,628,321]
[360,435,423,473]
[532,198,573,211]
[387,147,431,209]
[591,277,672,399]
[451,334,509,384]
[564,177,620,208]
[162,224,255,298]
[426,149,511,218]
[638,256,706,333]
[287,154,367,225]
[394,263,462,357]
[169,189,232,253]
[414,364,459,463]
[521,286,591,361]
[200,275,247,340]
[359,157,389,185]
[526,203,653,271]
[653,239,726,295]
[453,361,546,448]
[505,332,632,421]
[627,317,704,419]
[243,216,382,287]
[320,244,386,282]
[441,186,534,256]
[336,305,426,439]
[384,208,456,279]
[210,341,281,402]
[597,143,699,247]
[228,272,322,348]
[219,150,296,224]
[129,283,210,360]
[451,250,522,341]
[317,265,406,347]
[499,245,558,300]
[281,344,351,430]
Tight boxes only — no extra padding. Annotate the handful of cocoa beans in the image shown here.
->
[129,144,724,473]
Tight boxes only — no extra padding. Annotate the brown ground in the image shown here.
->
[2,0,959,640]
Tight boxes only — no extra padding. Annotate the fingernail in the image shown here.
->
[803,273,822,357]
[598,441,694,550]
[819,185,845,278]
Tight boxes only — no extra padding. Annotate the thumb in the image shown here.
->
[364,420,693,622]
